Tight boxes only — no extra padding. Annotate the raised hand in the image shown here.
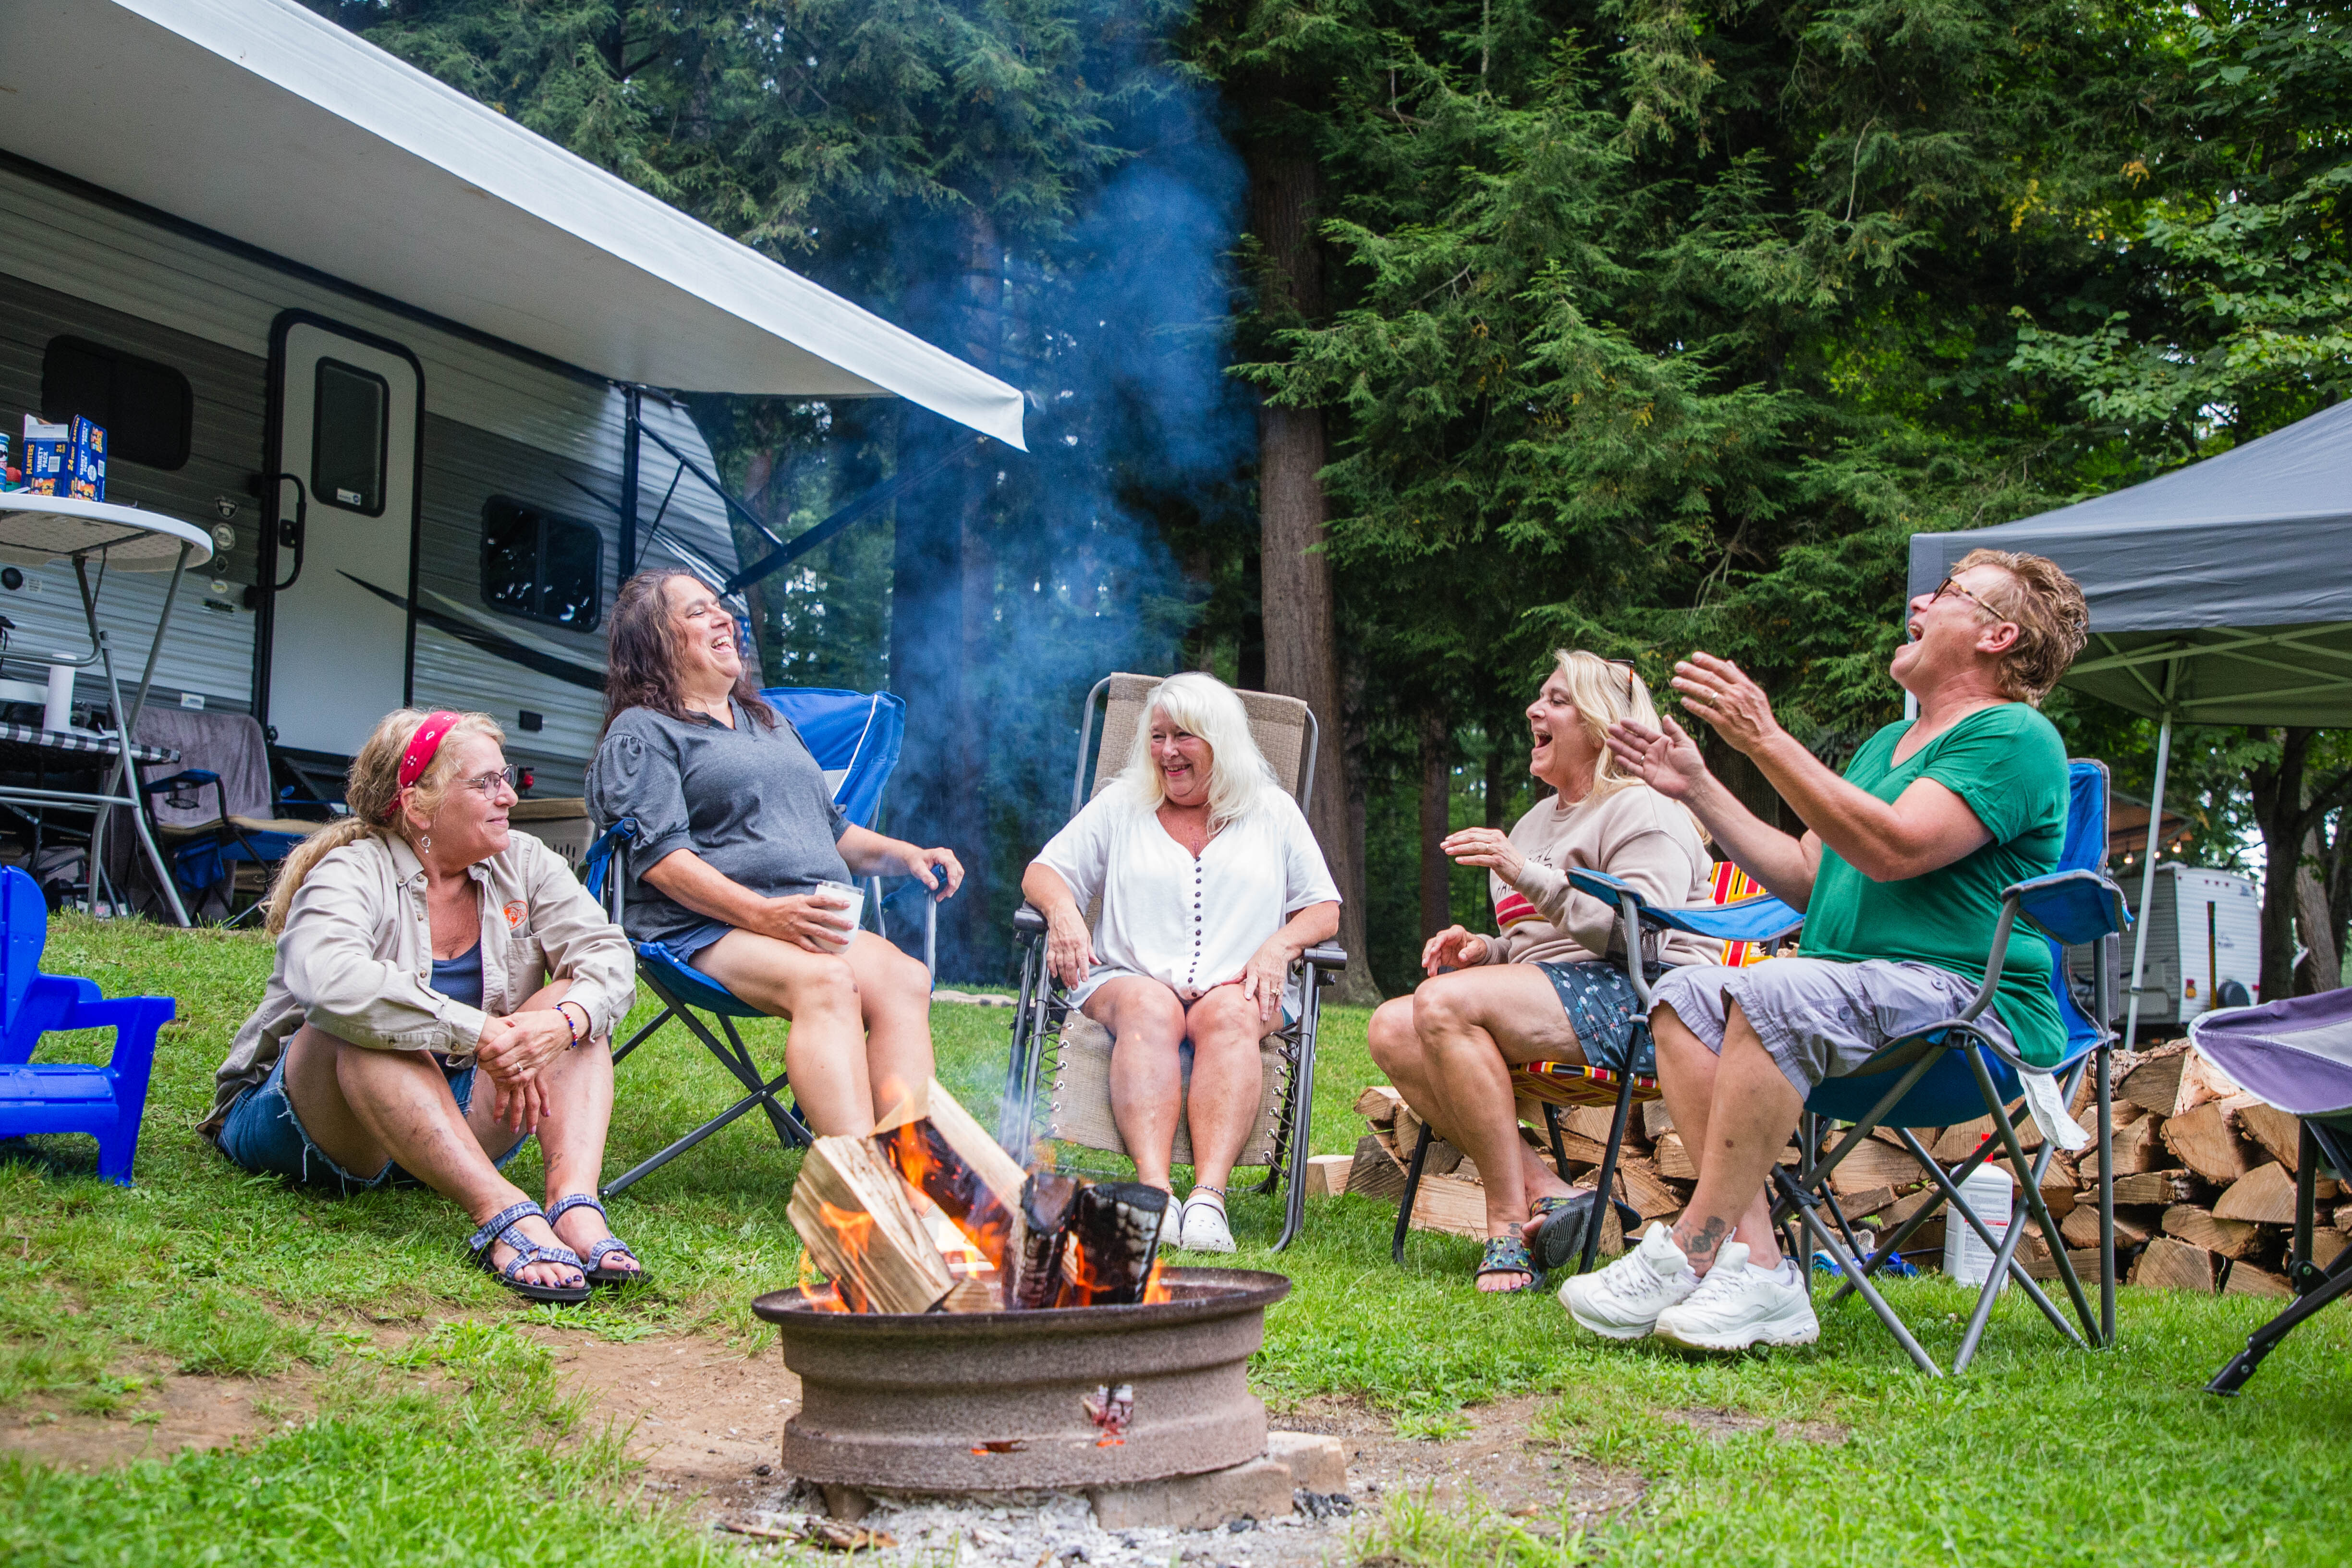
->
[1669,652,1782,755]
[1419,924,1492,974]
[1604,713,1710,801]
[1439,826,1527,882]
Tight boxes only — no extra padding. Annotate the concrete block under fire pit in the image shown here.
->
[1266,1431,1347,1493]
[1086,1456,1297,1531]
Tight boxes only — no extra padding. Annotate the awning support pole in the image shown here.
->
[621,385,642,577]
[2123,661,2180,1046]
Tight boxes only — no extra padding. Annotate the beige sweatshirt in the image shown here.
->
[1480,784,1717,968]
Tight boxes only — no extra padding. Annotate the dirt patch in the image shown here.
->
[528,1327,799,1508]
[1663,1406,1847,1446]
[0,1367,313,1471]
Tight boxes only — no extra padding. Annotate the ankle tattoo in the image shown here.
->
[1676,1215,1728,1267]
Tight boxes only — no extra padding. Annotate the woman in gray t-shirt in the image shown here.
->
[588,571,963,1136]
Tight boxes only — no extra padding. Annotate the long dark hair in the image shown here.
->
[601,570,777,735]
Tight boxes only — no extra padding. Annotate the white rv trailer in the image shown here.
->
[2120,863,2264,1031]
[0,0,1022,797]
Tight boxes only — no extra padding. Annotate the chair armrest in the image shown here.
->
[1301,944,1348,972]
[2004,868,2130,947]
[1014,902,1047,937]
[1569,867,1803,944]
[140,768,220,795]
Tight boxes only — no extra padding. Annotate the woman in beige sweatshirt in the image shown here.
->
[1368,650,1711,1291]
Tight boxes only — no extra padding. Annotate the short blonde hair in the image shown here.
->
[1949,547,2089,704]
[1117,672,1278,830]
[1550,649,1665,802]
[262,707,506,934]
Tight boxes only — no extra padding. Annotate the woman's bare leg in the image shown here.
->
[1084,977,1187,1191]
[690,930,873,1135]
[1654,1000,1796,1272]
[279,1025,579,1289]
[1411,966,1586,1230]
[1177,985,1267,1195]
[483,979,638,1280]
[840,933,937,1124]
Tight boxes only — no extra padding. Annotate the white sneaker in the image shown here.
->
[1559,1222,1700,1339]
[1180,1192,1236,1253]
[1155,1196,1183,1252]
[1651,1242,1820,1352]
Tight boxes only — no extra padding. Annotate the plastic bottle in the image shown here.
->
[1942,1160,2015,1290]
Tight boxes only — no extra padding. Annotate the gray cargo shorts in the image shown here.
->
[1648,958,2015,1098]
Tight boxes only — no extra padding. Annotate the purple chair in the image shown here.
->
[2192,988,2352,1394]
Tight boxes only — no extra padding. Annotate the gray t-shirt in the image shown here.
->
[588,699,852,948]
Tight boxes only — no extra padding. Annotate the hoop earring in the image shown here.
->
[420,834,432,853]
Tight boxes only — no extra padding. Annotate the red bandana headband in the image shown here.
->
[386,711,463,820]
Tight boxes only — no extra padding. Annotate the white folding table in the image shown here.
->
[0,494,214,925]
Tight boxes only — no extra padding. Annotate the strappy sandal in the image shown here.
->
[468,1200,590,1304]
[1475,1234,1543,1292]
[547,1192,645,1287]
[1524,1191,1645,1275]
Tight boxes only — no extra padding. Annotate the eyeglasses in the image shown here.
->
[1932,576,2003,619]
[456,766,520,799]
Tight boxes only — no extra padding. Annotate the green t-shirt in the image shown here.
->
[1799,703,2069,1067]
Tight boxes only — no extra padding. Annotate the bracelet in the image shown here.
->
[556,999,589,1048]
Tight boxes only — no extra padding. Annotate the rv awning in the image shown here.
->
[0,0,1027,450]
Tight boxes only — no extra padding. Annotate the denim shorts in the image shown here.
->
[1535,960,1657,1075]
[215,1046,528,1192]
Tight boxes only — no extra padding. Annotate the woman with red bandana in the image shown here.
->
[203,708,638,1305]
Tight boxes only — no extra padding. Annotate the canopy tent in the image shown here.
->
[0,0,1026,450]
[1909,398,2352,1040]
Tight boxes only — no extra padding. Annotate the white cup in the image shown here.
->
[43,664,74,733]
[810,879,864,951]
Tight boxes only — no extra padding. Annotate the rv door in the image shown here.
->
[262,314,422,756]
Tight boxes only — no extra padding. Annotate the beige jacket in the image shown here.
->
[201,830,635,1136]
[1481,784,1716,969]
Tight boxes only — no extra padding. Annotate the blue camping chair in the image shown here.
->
[2192,988,2352,1394]
[1570,758,2128,1374]
[0,866,175,1183]
[583,688,935,1195]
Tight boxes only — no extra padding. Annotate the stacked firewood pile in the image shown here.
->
[1334,1043,2345,1295]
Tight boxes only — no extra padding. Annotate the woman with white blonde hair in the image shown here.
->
[202,708,638,1305]
[1367,651,1715,1292]
[1022,672,1341,1252]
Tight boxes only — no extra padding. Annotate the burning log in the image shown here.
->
[1056,1181,1169,1308]
[787,1134,956,1314]
[1011,1171,1081,1310]
[874,1080,1029,1272]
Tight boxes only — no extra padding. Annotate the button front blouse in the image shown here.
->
[1034,785,1342,1007]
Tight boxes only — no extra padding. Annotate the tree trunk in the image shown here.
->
[2248,729,2313,1007]
[1419,708,1453,938]
[2295,848,2340,995]
[1484,729,1510,829]
[1250,140,1375,1001]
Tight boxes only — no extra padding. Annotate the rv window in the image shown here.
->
[40,337,194,470]
[482,497,602,631]
[312,359,389,515]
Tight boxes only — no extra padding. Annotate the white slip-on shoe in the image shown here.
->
[1155,1196,1184,1252]
[1180,1192,1237,1253]
[1651,1243,1820,1352]
[1559,1222,1701,1340]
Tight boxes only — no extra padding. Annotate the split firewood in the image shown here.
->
[1827,1139,1927,1195]
[788,1134,956,1314]
[1418,1136,1466,1179]
[2222,1262,2293,1299]
[2213,1161,2299,1226]
[2161,1204,2263,1260]
[1345,1135,1409,1202]
[2118,1042,2193,1116]
[873,1080,1029,1269]
[2227,1099,2304,1172]
[2171,1048,2242,1118]
[1930,1117,1994,1163]
[1055,1181,1168,1307]
[1835,1185,1898,1220]
[2039,1180,2077,1220]
[2130,1235,2216,1292]
[2159,1095,2262,1187]
[1641,1100,1675,1141]
[1560,1105,1620,1145]
[2311,1230,2348,1269]
[1354,1085,1404,1125]
[2060,1204,2154,1250]
[1400,1173,1487,1239]
[1305,1153,1353,1197]
[2112,1169,2207,1206]
[1009,1170,1080,1311]
[1393,1099,1428,1161]
[2077,1117,2168,1179]
[2020,1237,2107,1282]
[1613,1158,1685,1220]
[1653,1131,1697,1181]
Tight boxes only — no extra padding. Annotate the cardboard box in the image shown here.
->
[0,429,12,490]
[20,418,65,497]
[66,417,105,502]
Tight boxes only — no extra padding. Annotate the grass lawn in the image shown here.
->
[0,913,2346,1564]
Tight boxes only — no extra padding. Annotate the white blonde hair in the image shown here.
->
[1552,650,1664,803]
[1117,672,1277,830]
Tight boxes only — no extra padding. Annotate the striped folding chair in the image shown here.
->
[582,687,935,1195]
[1391,863,1804,1276]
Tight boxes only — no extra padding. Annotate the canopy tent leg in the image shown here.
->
[2123,676,2177,1045]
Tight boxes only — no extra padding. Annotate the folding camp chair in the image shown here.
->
[2192,989,2352,1394]
[582,688,935,1196]
[128,710,319,924]
[1749,758,2128,1376]
[996,673,1349,1252]
[1390,863,1804,1276]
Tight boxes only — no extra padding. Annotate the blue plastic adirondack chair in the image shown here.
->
[583,688,931,1195]
[0,867,175,1183]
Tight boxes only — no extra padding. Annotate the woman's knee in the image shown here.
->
[1366,997,1420,1070]
[1411,973,1486,1040]
[1186,986,1265,1051]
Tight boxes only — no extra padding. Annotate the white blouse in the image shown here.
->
[1034,785,1342,1006]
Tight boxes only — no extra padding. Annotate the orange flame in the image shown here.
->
[1141,1255,1171,1305]
[792,1237,852,1312]
[876,1119,1015,1270]
[812,1198,878,1313]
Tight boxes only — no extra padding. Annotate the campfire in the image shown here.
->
[787,1081,1173,1315]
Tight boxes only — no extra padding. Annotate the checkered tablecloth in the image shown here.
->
[0,721,177,769]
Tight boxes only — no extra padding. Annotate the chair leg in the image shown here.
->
[1776,1167,1943,1377]
[604,1068,796,1196]
[1272,994,1322,1253]
[2097,1041,2116,1345]
[1579,1075,1638,1276]
[1392,1123,1434,1267]
[2208,1249,2352,1395]
[610,1005,675,1067]
[1000,940,1044,1155]
[94,1116,137,1186]
[719,1014,806,1148]
[1961,1046,2101,1346]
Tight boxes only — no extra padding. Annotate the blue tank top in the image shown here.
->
[430,941,484,1012]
